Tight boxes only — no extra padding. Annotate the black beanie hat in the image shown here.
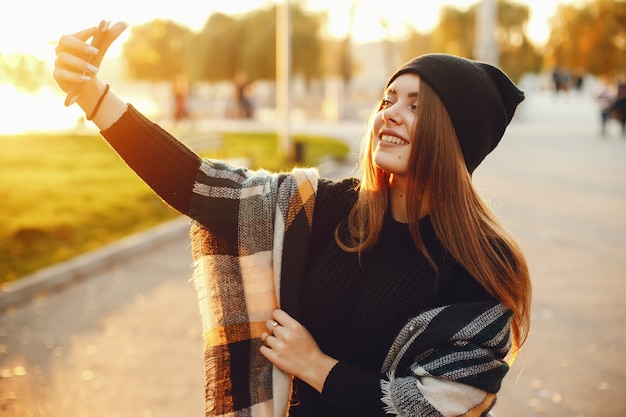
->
[386,53,525,173]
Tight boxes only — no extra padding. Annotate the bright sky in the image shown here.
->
[0,0,571,135]
[2,0,569,61]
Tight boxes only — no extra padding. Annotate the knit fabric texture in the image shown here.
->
[101,105,515,417]
[386,53,525,173]
[187,160,512,417]
[380,302,512,417]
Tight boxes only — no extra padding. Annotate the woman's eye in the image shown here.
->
[381,98,392,108]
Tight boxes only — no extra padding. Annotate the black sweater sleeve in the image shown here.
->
[100,104,202,215]
[321,361,390,416]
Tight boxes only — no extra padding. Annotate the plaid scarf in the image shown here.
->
[189,160,318,417]
[380,301,512,417]
[188,160,512,417]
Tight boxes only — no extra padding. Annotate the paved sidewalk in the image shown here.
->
[1,90,625,417]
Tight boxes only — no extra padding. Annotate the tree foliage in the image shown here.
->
[495,1,543,82]
[432,5,475,58]
[545,0,626,76]
[116,0,625,86]
[237,7,277,81]
[194,12,244,81]
[401,27,432,64]
[122,19,195,82]
[414,0,542,82]
[290,5,324,85]
[122,3,324,84]
[0,53,50,93]
[197,3,324,83]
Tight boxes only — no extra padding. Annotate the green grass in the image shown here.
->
[0,131,349,285]
[183,130,349,171]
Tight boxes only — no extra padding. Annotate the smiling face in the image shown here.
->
[372,73,421,178]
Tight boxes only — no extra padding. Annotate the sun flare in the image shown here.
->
[0,84,90,135]
[1,0,568,134]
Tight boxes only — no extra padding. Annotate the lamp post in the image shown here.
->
[276,0,293,161]
[474,0,499,66]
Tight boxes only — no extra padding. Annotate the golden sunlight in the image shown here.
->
[1,0,569,134]
[0,84,88,134]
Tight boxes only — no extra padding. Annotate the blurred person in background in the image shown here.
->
[597,74,626,137]
[233,70,254,119]
[172,75,190,124]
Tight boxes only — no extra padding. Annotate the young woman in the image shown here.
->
[53,22,531,417]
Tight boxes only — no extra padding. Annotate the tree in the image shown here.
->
[428,0,541,82]
[195,12,243,82]
[335,1,358,90]
[193,3,324,84]
[493,0,542,81]
[238,6,277,81]
[545,0,626,76]
[432,5,475,57]
[121,19,195,82]
[0,53,50,93]
[291,3,325,86]
[401,27,432,64]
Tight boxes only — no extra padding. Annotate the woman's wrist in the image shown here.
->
[75,79,127,130]
[298,354,339,393]
[86,83,110,120]
[76,79,106,117]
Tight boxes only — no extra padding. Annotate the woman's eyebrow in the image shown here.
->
[384,88,419,98]
[386,88,419,98]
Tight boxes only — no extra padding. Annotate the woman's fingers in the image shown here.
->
[52,22,127,95]
[88,22,128,68]
[271,309,296,328]
[53,28,99,92]
[55,51,98,75]
[54,21,127,64]
[52,67,90,92]
[55,31,98,58]
[53,52,98,93]
[105,21,129,43]
[71,26,101,42]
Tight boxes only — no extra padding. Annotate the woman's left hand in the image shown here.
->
[260,309,338,393]
[53,21,127,95]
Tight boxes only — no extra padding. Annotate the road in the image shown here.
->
[1,90,625,417]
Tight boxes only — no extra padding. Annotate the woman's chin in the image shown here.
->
[373,152,408,176]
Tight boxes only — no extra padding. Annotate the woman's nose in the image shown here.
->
[382,106,401,124]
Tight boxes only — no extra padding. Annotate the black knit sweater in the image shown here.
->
[102,105,493,417]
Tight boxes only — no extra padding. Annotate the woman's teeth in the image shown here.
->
[380,135,407,145]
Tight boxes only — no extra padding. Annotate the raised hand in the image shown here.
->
[52,21,129,128]
[53,21,127,97]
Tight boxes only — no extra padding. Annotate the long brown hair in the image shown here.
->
[337,79,531,355]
